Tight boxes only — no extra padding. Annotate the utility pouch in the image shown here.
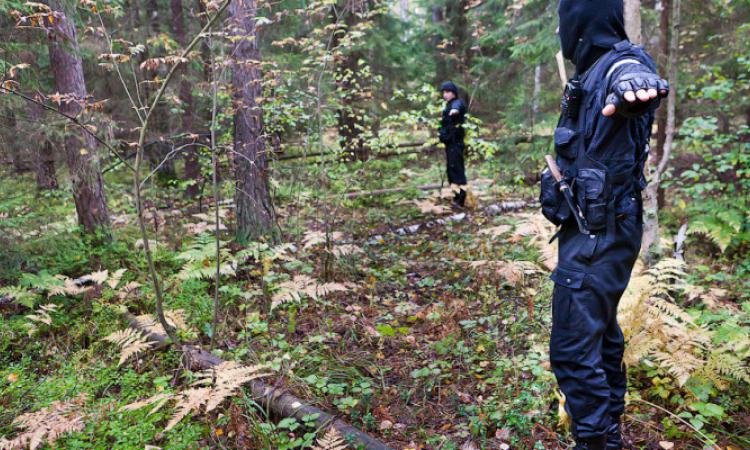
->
[540,168,571,226]
[439,127,450,143]
[554,127,578,160]
[575,168,609,232]
[563,79,583,120]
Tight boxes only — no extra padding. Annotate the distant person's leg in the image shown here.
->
[446,141,467,206]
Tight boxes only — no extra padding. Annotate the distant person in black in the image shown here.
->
[438,81,468,207]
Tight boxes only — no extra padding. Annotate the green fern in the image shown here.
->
[175,234,236,281]
[689,208,746,252]
[0,286,38,309]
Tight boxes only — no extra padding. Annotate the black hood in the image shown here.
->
[440,81,459,95]
[558,0,628,74]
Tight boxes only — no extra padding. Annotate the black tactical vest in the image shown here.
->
[542,40,657,237]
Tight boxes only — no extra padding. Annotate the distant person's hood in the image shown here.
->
[440,81,459,95]
[558,0,629,74]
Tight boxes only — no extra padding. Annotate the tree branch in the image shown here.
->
[0,86,134,173]
[133,0,232,345]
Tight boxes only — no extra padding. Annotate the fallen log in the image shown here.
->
[125,313,393,450]
[274,142,434,162]
[338,183,443,199]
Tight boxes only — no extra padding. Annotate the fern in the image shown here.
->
[25,304,57,326]
[131,310,188,337]
[689,208,745,252]
[271,275,349,309]
[103,328,157,366]
[509,212,558,270]
[0,286,38,309]
[175,234,236,281]
[103,310,186,366]
[237,242,296,262]
[121,362,269,431]
[312,427,349,450]
[619,258,750,389]
[0,395,87,450]
[302,230,344,249]
[464,260,541,286]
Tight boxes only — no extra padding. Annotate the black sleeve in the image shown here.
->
[451,99,467,116]
[605,58,669,118]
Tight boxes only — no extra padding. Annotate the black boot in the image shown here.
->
[574,435,607,450]
[452,189,466,208]
[606,421,623,449]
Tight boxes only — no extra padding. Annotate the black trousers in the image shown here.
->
[444,140,467,185]
[550,195,642,439]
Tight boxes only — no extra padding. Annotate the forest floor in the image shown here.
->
[1,154,747,449]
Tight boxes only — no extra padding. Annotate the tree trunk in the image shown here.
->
[654,0,670,207]
[445,0,470,73]
[624,0,642,44]
[642,0,680,264]
[47,0,111,234]
[170,0,200,197]
[431,6,448,84]
[27,100,58,190]
[3,109,27,173]
[333,1,370,161]
[230,0,275,243]
[531,64,541,130]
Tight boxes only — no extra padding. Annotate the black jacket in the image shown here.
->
[439,98,467,144]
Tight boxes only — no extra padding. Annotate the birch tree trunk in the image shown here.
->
[230,0,275,243]
[654,0,670,207]
[624,0,642,44]
[641,0,680,264]
[47,0,111,234]
[531,64,541,130]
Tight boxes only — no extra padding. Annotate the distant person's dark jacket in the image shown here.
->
[439,98,467,144]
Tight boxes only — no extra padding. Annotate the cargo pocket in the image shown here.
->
[554,127,578,160]
[576,168,608,232]
[550,266,587,330]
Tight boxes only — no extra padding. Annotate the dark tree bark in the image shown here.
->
[333,1,370,161]
[46,0,110,233]
[2,109,27,173]
[27,100,58,190]
[230,0,275,242]
[431,6,448,84]
[445,0,469,74]
[170,0,200,197]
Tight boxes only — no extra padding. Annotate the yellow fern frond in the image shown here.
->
[119,393,175,416]
[2,395,87,450]
[312,427,348,450]
[25,304,57,326]
[165,387,211,431]
[103,328,157,366]
[272,276,350,308]
[131,309,187,336]
[107,269,127,289]
[200,362,270,412]
[121,363,270,432]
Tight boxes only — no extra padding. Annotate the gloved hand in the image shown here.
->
[602,71,669,118]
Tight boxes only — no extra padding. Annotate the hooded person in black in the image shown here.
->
[558,0,628,74]
[438,81,468,207]
[543,2,669,450]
